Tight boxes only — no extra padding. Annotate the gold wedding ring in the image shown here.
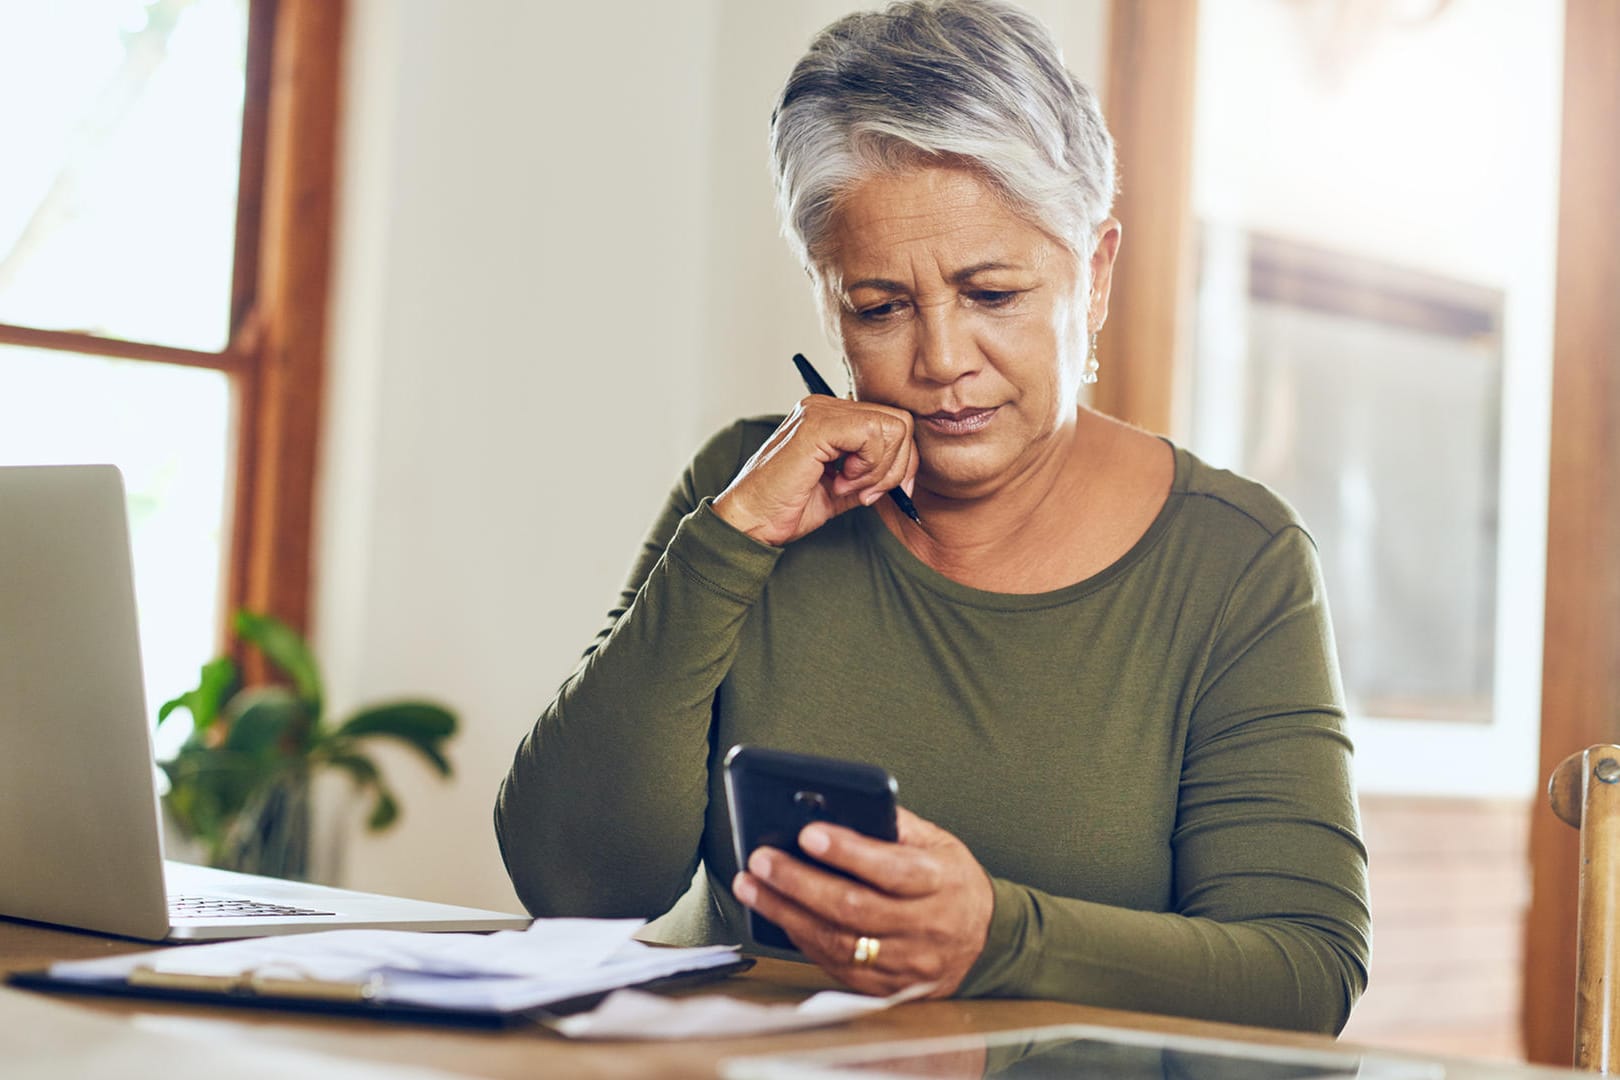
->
[853,935,881,966]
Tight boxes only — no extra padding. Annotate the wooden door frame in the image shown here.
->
[1522,0,1620,1065]
[1096,0,1198,437]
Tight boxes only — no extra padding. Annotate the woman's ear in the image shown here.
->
[1087,218,1123,331]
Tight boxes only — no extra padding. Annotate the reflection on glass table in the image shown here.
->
[724,1023,1446,1080]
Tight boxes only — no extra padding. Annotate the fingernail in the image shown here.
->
[748,849,773,879]
[733,874,757,905]
[801,826,830,855]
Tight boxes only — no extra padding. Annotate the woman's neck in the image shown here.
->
[880,410,1107,592]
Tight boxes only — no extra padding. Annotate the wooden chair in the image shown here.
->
[1551,744,1620,1071]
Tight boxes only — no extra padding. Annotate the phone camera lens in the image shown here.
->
[793,790,828,819]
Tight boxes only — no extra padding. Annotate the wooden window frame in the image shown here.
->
[0,0,342,665]
[232,0,342,660]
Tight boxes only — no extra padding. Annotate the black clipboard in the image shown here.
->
[5,957,755,1029]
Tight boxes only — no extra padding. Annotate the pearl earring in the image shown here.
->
[1081,331,1100,385]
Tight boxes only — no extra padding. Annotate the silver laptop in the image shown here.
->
[0,463,531,941]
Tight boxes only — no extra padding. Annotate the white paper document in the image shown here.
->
[46,918,741,1015]
[58,917,645,983]
[548,981,935,1040]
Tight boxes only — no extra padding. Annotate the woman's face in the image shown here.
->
[826,167,1118,501]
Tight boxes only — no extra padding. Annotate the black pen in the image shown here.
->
[792,353,924,526]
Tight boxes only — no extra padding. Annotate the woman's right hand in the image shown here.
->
[712,396,918,547]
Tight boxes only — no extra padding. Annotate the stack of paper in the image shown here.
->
[47,918,742,1015]
[549,982,934,1040]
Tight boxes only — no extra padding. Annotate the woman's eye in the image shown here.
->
[856,301,905,322]
[967,289,1018,309]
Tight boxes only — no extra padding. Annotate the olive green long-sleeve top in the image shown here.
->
[496,417,1371,1034]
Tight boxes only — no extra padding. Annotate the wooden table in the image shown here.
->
[0,918,1579,1078]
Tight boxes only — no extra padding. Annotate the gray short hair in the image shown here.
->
[770,0,1116,303]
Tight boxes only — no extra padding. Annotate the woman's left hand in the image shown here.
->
[731,807,995,997]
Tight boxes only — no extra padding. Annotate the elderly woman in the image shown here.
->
[496,0,1369,1034]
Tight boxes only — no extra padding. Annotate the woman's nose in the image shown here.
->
[911,304,982,385]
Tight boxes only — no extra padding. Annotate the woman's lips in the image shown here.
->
[918,406,998,436]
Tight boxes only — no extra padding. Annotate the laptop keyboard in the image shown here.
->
[169,894,336,919]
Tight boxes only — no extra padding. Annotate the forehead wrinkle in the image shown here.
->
[834,174,999,270]
[841,222,1032,288]
[842,251,1049,296]
[847,214,985,261]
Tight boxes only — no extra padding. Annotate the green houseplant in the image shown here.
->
[157,610,457,881]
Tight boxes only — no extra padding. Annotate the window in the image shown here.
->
[0,0,340,741]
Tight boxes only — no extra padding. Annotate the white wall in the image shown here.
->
[315,1,1108,910]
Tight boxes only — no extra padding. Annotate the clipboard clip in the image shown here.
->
[128,965,382,1003]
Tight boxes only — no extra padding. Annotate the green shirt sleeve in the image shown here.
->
[494,421,781,918]
[956,525,1370,1033]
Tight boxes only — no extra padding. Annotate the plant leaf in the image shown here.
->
[324,751,399,832]
[159,748,267,849]
[335,702,456,776]
[234,610,323,714]
[222,687,306,758]
[366,786,399,830]
[156,657,240,733]
[325,750,379,786]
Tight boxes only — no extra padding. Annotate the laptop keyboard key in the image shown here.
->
[168,895,335,918]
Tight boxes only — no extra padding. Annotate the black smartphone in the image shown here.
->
[722,744,899,952]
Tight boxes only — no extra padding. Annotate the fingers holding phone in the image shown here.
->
[723,746,992,997]
[722,745,898,952]
[732,808,993,998]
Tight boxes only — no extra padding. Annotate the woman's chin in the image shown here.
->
[915,450,1015,502]
[914,427,1070,504]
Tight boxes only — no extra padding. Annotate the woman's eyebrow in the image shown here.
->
[844,262,1024,294]
[843,276,907,293]
[949,260,1022,283]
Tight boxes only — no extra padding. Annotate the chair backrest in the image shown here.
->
[1550,744,1620,1072]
